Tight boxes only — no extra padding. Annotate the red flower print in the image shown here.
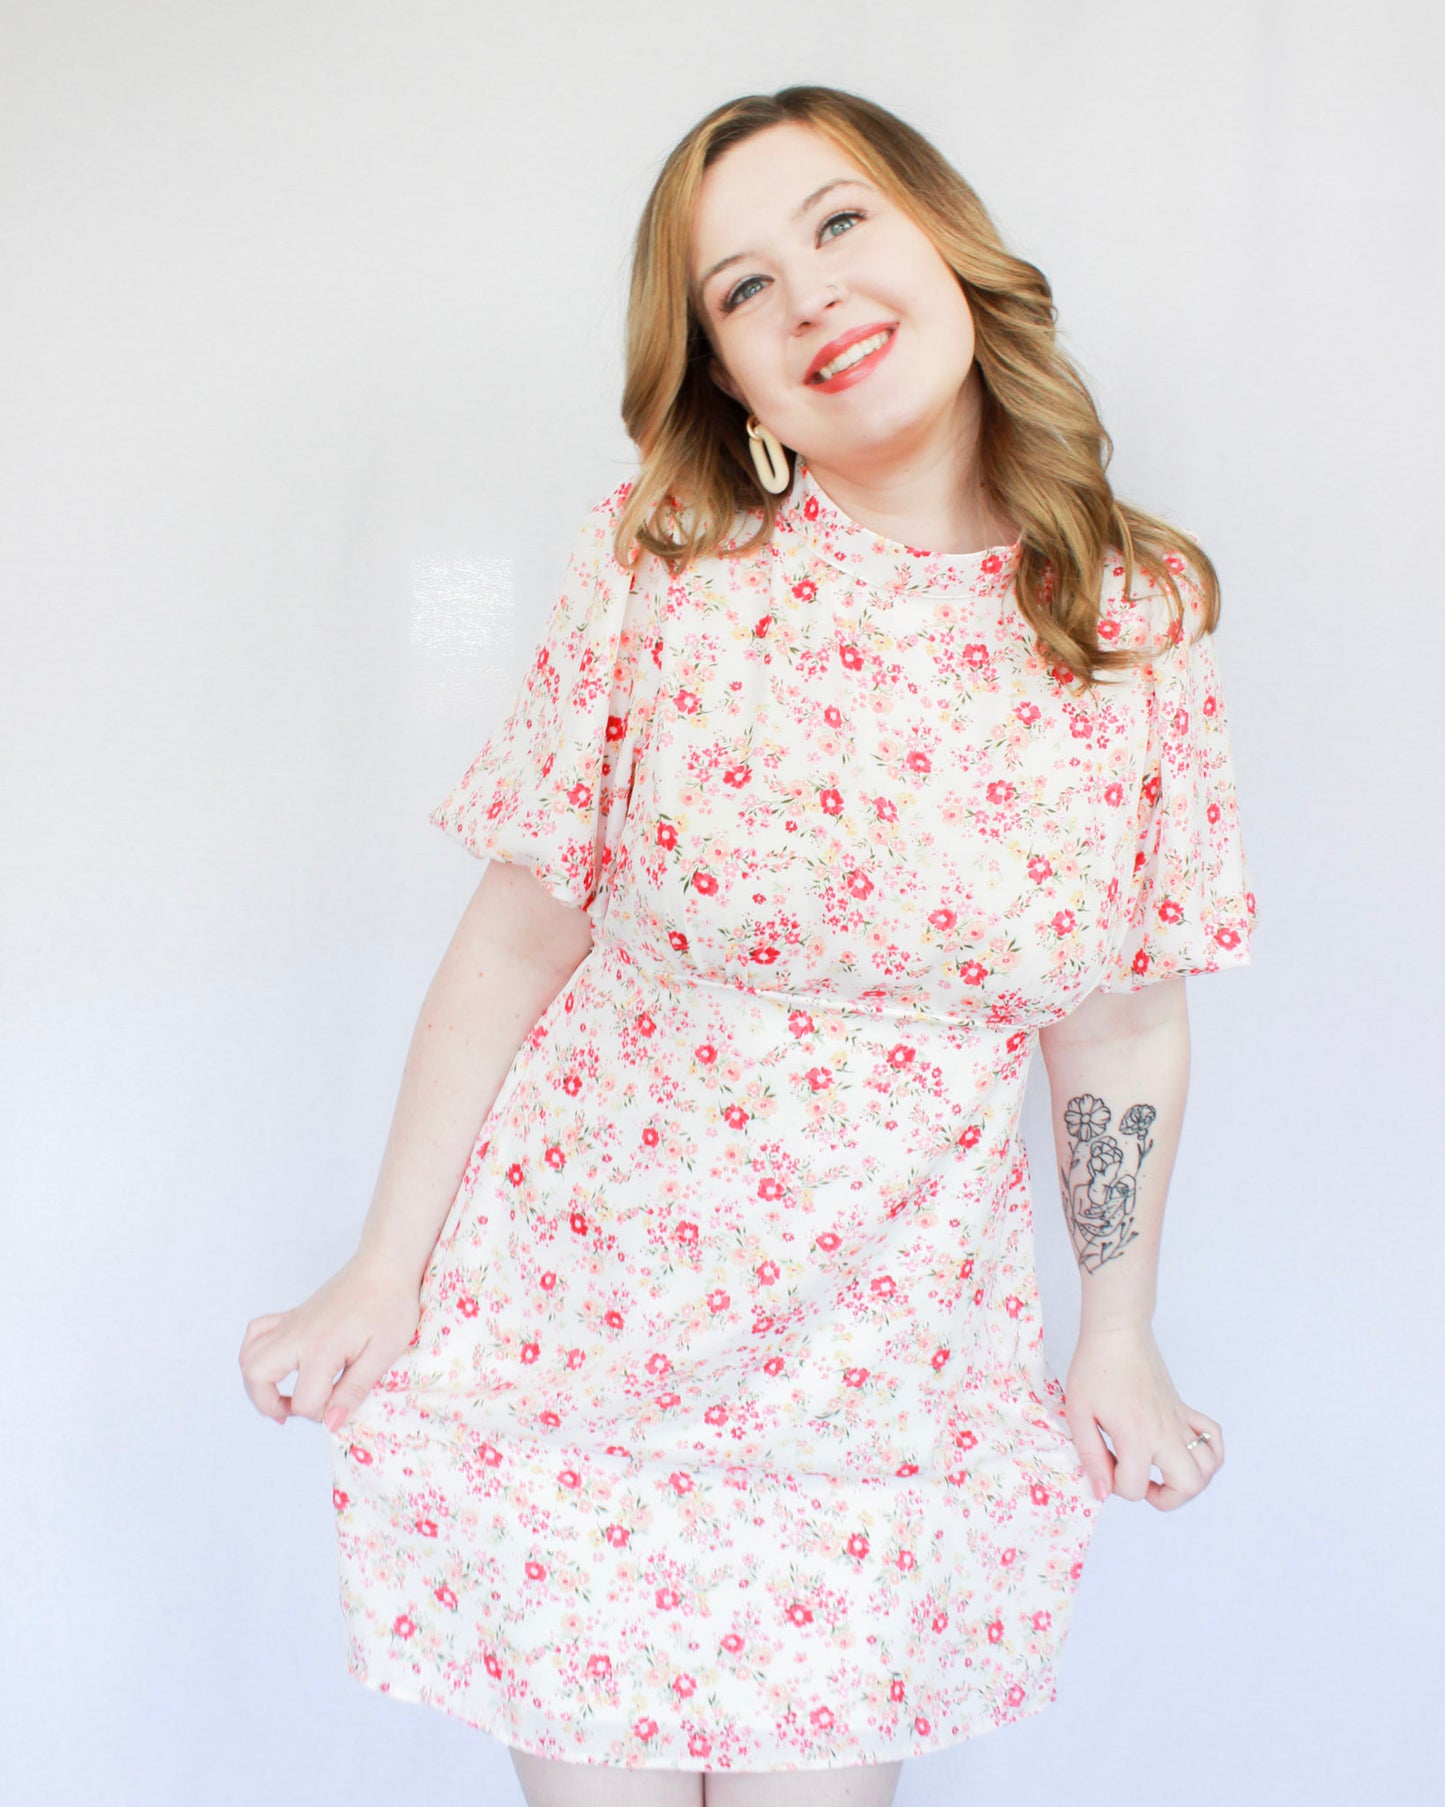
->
[906,750,932,775]
[655,1391,680,1408]
[434,1585,457,1610]
[570,1211,589,1236]
[484,1652,504,1680]
[688,1734,713,1758]
[896,1462,918,1477]
[724,763,752,788]
[958,1130,981,1155]
[559,1469,581,1489]
[810,1705,834,1729]
[646,1352,671,1376]
[820,788,843,815]
[1004,1295,1023,1319]
[806,1066,834,1091]
[954,1429,978,1451]
[634,1718,658,1741]
[1032,1609,1053,1630]
[871,1275,896,1297]
[757,1176,784,1200]
[843,1367,869,1388]
[750,943,780,965]
[886,1044,916,1069]
[972,1287,984,1306]
[704,1403,728,1425]
[477,1442,503,1466]
[845,869,874,900]
[506,1162,525,1187]
[393,1615,416,1640]
[987,1618,1004,1643]
[692,869,718,895]
[931,1348,950,1370]
[839,642,863,670]
[565,782,593,809]
[674,690,701,715]
[1157,899,1185,926]
[604,1310,624,1330]
[656,821,678,850]
[1016,701,1041,726]
[786,1602,814,1625]
[752,1316,776,1335]
[672,1673,697,1698]
[721,1632,744,1653]
[520,1341,540,1364]
[914,1716,931,1735]
[1051,909,1077,936]
[788,1009,817,1036]
[1000,1547,1016,1566]
[1030,1482,1051,1505]
[605,1524,630,1547]
[544,1144,565,1170]
[525,1561,546,1580]
[928,906,957,931]
[414,1518,438,1538]
[456,1294,479,1318]
[637,1013,657,1038]
[816,1231,841,1252]
[565,1347,585,1370]
[932,1611,949,1632]
[756,1259,780,1284]
[890,1678,905,1702]
[725,1105,751,1129]
[695,1042,717,1064]
[540,1271,557,1291]
[332,1488,349,1510]
[675,1222,698,1244]
[669,1471,694,1495]
[587,1653,612,1679]
[763,1356,785,1376]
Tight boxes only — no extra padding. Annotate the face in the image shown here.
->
[689,121,980,479]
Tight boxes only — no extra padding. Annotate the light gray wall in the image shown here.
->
[3,2,1439,1802]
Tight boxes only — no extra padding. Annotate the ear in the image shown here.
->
[709,357,745,409]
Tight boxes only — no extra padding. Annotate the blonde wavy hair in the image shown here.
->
[613,85,1221,691]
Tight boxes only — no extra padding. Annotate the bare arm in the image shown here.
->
[1037,979,1224,1509]
[355,858,595,1287]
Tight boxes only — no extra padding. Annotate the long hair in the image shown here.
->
[614,85,1221,689]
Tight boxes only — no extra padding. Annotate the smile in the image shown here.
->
[808,327,897,390]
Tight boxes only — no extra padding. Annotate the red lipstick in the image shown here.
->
[804,321,898,390]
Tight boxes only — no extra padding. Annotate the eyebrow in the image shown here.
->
[696,177,875,296]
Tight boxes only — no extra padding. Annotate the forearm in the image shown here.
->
[1038,1000,1191,1335]
[355,877,590,1287]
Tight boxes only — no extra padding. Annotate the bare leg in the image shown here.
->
[705,1761,903,1807]
[509,1746,705,1807]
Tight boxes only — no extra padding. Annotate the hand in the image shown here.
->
[238,1249,423,1434]
[1064,1323,1224,1510]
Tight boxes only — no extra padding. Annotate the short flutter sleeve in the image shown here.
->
[426,482,662,917]
[1098,561,1259,992]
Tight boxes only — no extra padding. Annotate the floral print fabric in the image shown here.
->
[329,457,1257,1770]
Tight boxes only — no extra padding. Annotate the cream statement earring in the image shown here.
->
[746,415,791,494]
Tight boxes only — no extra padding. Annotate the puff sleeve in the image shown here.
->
[426,483,663,918]
[1097,566,1259,992]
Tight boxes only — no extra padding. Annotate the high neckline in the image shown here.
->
[784,455,1023,601]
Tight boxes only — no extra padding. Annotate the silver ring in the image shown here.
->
[1184,1432,1212,1450]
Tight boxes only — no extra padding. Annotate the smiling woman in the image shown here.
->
[249,81,1258,1807]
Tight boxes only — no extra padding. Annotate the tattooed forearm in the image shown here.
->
[1057,1092,1157,1273]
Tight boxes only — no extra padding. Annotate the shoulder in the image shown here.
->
[1097,544,1211,661]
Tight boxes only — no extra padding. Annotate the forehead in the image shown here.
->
[689,122,873,268]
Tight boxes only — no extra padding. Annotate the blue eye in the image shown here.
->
[720,210,864,314]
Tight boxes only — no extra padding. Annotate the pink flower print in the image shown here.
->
[520,1342,540,1364]
[525,1561,546,1581]
[646,1352,671,1377]
[477,1442,503,1466]
[1206,800,1221,825]
[724,763,752,788]
[605,1524,630,1547]
[565,782,592,810]
[756,1259,780,1284]
[962,641,990,669]
[844,870,874,900]
[954,1429,979,1452]
[604,1310,624,1330]
[896,1550,916,1571]
[672,1673,697,1699]
[544,1144,565,1170]
[846,1534,870,1560]
[757,1176,784,1200]
[414,1517,439,1538]
[788,1009,818,1036]
[1214,924,1243,951]
[1032,1609,1053,1631]
[816,1231,841,1252]
[986,1618,1004,1643]
[674,689,701,715]
[906,751,932,775]
[667,928,689,955]
[896,1462,918,1477]
[540,1271,557,1291]
[692,869,718,895]
[786,1602,814,1626]
[539,1410,560,1428]
[890,1678,905,1702]
[1030,1482,1051,1505]
[655,1391,680,1408]
[332,1488,349,1510]
[931,1348,951,1370]
[675,1221,699,1244]
[456,1294,479,1318]
[886,1044,915,1070]
[483,1650,502,1680]
[820,788,844,816]
[958,958,987,985]
[559,1469,581,1489]
[932,1611,949,1632]
[393,1615,416,1639]
[1005,1683,1026,1708]
[1051,909,1077,936]
[1015,700,1041,725]
[434,1585,457,1610]
[565,1348,586,1370]
[1004,1296,1024,1319]
[695,1042,717,1064]
[656,820,678,851]
[704,1404,729,1425]
[810,1705,835,1729]
[981,552,1003,575]
[506,1162,525,1187]
[669,1471,694,1495]
[721,1633,744,1653]
[822,703,841,726]
[689,1734,713,1758]
[634,1718,658,1741]
[637,1013,658,1039]
[763,1356,785,1376]
[972,1287,985,1306]
[843,1368,869,1388]
[928,906,957,931]
[570,1211,589,1236]
[587,1653,612,1680]
[957,1130,981,1155]
[873,794,898,822]
[1000,1547,1016,1566]
[914,1716,931,1735]
[751,1315,775,1335]
[1157,898,1185,926]
[871,1275,896,1298]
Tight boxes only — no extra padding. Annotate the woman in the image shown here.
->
[240,85,1257,1807]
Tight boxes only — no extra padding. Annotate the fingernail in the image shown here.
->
[324,1408,344,1433]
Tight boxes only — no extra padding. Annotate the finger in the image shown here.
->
[1110,1438,1155,1503]
[1186,1414,1224,1467]
[1145,1436,1211,1512]
[237,1325,300,1424]
[1067,1412,1117,1502]
[287,1349,352,1425]
[317,1341,384,1435]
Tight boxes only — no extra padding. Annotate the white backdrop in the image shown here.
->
[3,3,1440,1803]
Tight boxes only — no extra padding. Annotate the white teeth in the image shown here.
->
[813,330,892,382]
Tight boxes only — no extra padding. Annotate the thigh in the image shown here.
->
[704,1760,903,1807]
[509,1746,705,1807]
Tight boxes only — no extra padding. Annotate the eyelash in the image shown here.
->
[720,210,865,314]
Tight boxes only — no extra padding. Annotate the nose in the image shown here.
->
[786,270,847,335]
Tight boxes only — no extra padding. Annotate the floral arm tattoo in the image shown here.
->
[1058,1093,1157,1274]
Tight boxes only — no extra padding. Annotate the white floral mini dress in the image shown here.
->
[328,456,1257,1770]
